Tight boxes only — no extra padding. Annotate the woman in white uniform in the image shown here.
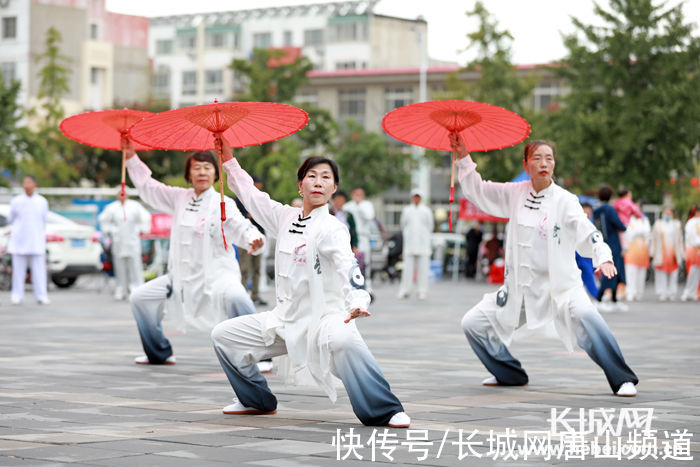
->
[452,135,638,397]
[211,138,410,428]
[123,138,264,365]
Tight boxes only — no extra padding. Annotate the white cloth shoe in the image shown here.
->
[481,376,499,386]
[134,355,176,365]
[10,298,21,305]
[614,301,629,312]
[257,360,273,373]
[596,301,614,313]
[616,382,637,397]
[37,298,51,305]
[222,398,276,415]
[387,412,410,428]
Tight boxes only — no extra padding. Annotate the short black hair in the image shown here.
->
[23,175,37,184]
[297,156,339,184]
[618,187,629,197]
[332,189,348,200]
[523,140,556,162]
[598,184,613,202]
[184,151,219,183]
[581,202,592,209]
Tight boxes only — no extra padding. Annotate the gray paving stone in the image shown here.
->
[1,279,698,465]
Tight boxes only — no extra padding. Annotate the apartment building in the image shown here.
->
[0,0,149,119]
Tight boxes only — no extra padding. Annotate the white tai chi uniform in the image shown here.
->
[456,155,637,393]
[99,199,151,299]
[623,216,651,301]
[650,218,684,300]
[397,201,434,299]
[344,198,375,287]
[125,155,264,363]
[8,192,49,303]
[210,158,405,426]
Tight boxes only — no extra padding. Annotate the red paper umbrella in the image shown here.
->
[60,109,155,212]
[382,100,530,230]
[129,100,309,249]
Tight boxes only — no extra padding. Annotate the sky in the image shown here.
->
[106,0,699,66]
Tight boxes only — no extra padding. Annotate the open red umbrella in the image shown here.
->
[60,109,154,203]
[129,100,309,249]
[382,100,530,230]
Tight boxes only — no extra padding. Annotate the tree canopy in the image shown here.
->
[550,0,699,203]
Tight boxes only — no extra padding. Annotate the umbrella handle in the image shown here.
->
[213,133,228,251]
[121,148,127,221]
[449,150,456,232]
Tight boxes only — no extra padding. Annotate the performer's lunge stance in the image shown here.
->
[123,138,264,365]
[452,135,638,397]
[212,138,410,427]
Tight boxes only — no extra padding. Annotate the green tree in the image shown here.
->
[333,120,411,197]
[551,0,700,202]
[21,27,76,185]
[441,1,539,181]
[229,48,338,201]
[231,48,313,103]
[0,74,42,186]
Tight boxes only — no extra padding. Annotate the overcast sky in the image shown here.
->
[106,0,699,66]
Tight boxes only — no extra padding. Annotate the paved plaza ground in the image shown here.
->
[0,275,698,466]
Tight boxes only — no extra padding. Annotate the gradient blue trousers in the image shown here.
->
[460,287,638,393]
[211,312,404,426]
[130,274,255,364]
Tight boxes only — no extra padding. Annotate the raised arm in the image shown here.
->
[218,137,287,236]
[122,136,185,215]
[451,133,515,218]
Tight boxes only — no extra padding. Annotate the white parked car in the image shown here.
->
[0,204,103,288]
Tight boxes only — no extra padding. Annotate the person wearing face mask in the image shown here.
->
[210,138,410,428]
[451,135,638,397]
[122,137,265,366]
[650,207,684,301]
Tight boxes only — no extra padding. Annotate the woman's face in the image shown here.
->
[523,144,555,191]
[189,161,216,194]
[298,163,337,211]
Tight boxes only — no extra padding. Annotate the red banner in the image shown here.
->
[458,198,508,223]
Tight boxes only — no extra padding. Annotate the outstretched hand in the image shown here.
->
[596,261,617,279]
[248,237,264,254]
[121,134,135,159]
[344,308,371,324]
[448,132,469,160]
[214,134,234,162]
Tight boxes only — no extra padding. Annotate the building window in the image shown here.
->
[206,32,226,48]
[295,89,318,106]
[152,67,170,95]
[283,30,293,46]
[303,29,323,46]
[90,23,99,40]
[2,17,17,39]
[177,34,196,51]
[533,83,561,112]
[338,88,365,125]
[385,87,413,113]
[0,62,16,85]
[329,21,368,42]
[205,69,223,94]
[252,32,272,49]
[335,61,359,70]
[90,67,101,85]
[182,71,197,95]
[156,39,173,55]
